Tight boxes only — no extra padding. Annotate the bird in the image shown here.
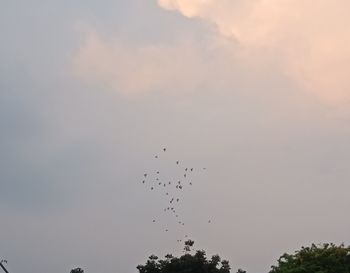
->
[151,187,154,190]
[156,178,159,181]
[184,174,187,178]
[176,198,179,202]
[190,168,193,171]
[152,220,156,223]
[144,174,147,177]
[165,229,168,232]
[185,168,188,171]
[189,182,192,185]
[203,167,206,170]
[176,161,179,164]
[208,220,211,223]
[156,171,160,174]
[179,185,183,189]
[155,155,158,158]
[142,180,145,184]
[163,148,166,152]
[163,183,166,187]
[166,192,169,195]
[168,181,171,185]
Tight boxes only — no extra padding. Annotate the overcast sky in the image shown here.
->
[1,1,350,273]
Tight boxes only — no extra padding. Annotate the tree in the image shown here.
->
[137,240,233,273]
[70,268,84,273]
[269,243,350,273]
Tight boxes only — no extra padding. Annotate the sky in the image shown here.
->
[1,1,350,273]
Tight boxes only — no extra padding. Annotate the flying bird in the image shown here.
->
[176,161,179,164]
[144,174,147,177]
[163,148,166,152]
[190,168,193,171]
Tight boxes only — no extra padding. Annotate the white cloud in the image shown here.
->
[157,0,350,103]
[71,31,218,96]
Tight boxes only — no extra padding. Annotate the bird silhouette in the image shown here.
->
[176,161,179,164]
[144,174,147,177]
[190,168,193,171]
[163,148,166,152]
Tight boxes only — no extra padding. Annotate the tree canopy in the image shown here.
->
[269,243,350,273]
[70,268,84,273]
[137,240,233,273]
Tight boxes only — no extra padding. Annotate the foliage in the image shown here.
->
[137,240,232,273]
[269,243,350,273]
[70,268,84,273]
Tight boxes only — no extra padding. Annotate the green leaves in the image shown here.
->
[269,243,350,273]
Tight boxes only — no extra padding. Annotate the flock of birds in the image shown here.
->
[140,147,211,244]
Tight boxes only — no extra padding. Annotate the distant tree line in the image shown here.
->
[70,242,350,273]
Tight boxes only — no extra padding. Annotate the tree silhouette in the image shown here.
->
[269,243,350,273]
[137,240,232,273]
[70,268,84,273]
